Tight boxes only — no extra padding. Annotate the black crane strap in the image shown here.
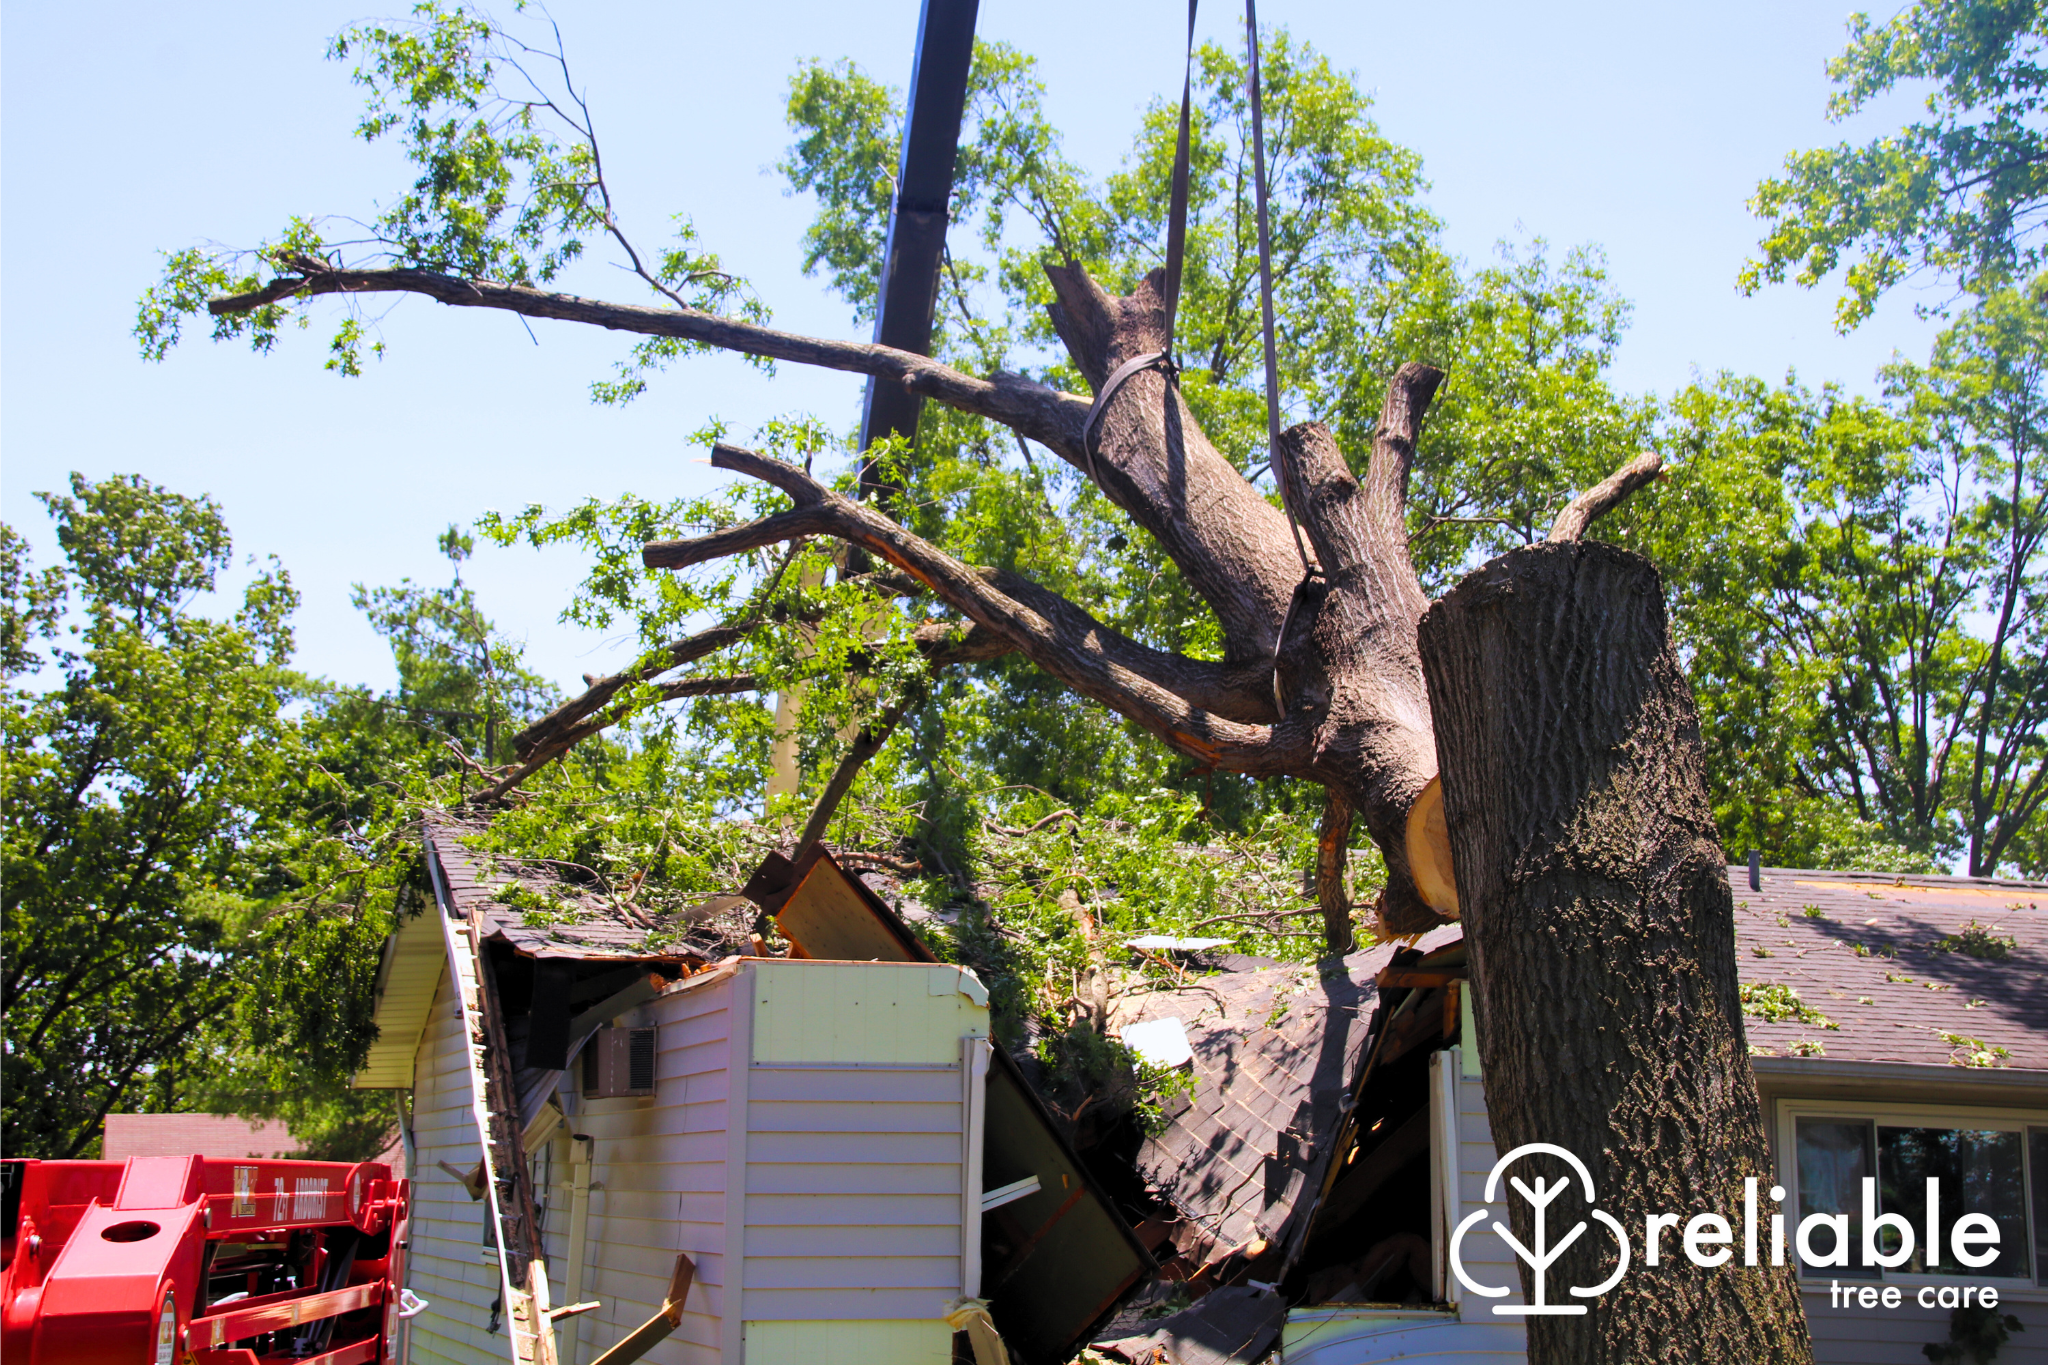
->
[1245,0,1322,716]
[1080,0,1197,485]
[1080,0,1321,718]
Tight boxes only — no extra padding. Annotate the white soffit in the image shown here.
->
[351,906,445,1090]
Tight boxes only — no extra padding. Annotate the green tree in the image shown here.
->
[132,13,1820,1356]
[2,475,308,1156]
[1638,289,2045,875]
[1744,0,2048,328]
[134,5,1663,950]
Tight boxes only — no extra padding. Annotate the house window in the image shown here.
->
[1780,1102,2045,1287]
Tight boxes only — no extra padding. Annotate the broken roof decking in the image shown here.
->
[1111,927,1464,1259]
[1117,866,2047,1253]
[1729,865,2047,1068]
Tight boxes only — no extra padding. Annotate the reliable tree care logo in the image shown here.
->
[1449,1143,2010,1317]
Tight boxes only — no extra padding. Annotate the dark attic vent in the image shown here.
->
[582,1025,658,1099]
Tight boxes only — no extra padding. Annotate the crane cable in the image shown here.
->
[1077,0,1320,716]
[1244,0,1324,718]
[1078,0,1198,479]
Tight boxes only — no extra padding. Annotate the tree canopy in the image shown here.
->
[1744,0,2048,328]
[4,0,2037,1166]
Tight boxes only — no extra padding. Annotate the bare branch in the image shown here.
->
[795,692,917,858]
[1360,362,1447,541]
[711,441,823,506]
[1547,453,1666,543]
[985,809,1080,837]
[465,674,760,804]
[1316,789,1357,956]
[512,622,746,759]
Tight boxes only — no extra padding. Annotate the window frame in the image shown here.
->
[1775,1098,2044,1292]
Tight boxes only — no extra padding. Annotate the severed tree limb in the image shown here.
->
[645,445,1299,771]
[465,674,760,804]
[794,691,918,859]
[513,623,747,759]
[1315,790,1358,957]
[1547,452,1665,543]
[1044,265,1305,655]
[1278,373,1457,933]
[511,558,969,764]
[476,620,1010,806]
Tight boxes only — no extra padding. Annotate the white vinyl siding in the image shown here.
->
[741,1063,965,1322]
[402,967,513,1365]
[538,969,736,1365]
[404,957,988,1364]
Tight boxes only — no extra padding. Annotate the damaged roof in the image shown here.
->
[1109,926,1464,1260]
[1729,864,2047,1069]
[423,815,755,962]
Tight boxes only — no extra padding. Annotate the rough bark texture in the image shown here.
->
[1416,541,1811,1365]
[1045,266,1304,659]
[1282,371,1449,932]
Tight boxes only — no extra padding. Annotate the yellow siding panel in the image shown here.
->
[748,962,986,1065]
[741,1319,949,1365]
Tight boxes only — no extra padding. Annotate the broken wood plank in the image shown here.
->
[589,1254,695,1365]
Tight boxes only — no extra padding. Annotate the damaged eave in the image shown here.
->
[742,843,1159,1364]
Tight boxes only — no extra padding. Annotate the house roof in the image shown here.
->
[1108,925,1465,1259]
[102,1113,299,1161]
[422,815,754,963]
[1729,864,2047,1071]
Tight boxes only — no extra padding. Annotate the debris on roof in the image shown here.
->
[1108,927,1462,1267]
[424,813,756,964]
[1097,1285,1290,1365]
[1729,865,2046,1068]
[1128,935,1235,953]
[1119,1017,1194,1068]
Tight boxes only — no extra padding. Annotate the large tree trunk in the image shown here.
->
[1417,541,1812,1365]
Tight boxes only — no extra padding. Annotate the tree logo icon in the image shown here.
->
[1449,1142,1631,1316]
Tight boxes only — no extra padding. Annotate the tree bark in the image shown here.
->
[1417,540,1811,1365]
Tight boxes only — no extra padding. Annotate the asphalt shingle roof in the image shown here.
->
[1728,865,2045,1071]
[1109,926,1464,1256]
[423,816,754,962]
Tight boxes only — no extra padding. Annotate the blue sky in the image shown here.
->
[2,0,1939,693]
